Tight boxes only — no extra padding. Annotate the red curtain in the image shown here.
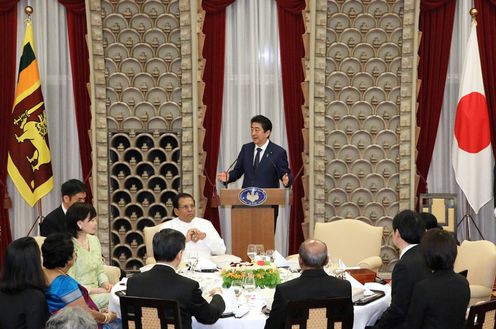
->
[58,0,93,202]
[0,0,19,266]
[416,0,456,196]
[276,0,306,254]
[201,0,234,233]
[475,0,496,204]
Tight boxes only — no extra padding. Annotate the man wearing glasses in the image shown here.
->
[159,193,226,257]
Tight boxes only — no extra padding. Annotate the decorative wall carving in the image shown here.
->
[98,0,194,270]
[323,0,407,271]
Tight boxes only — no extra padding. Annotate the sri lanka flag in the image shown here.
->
[7,18,53,207]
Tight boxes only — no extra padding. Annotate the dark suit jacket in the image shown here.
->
[40,205,66,237]
[404,270,470,329]
[0,288,49,329]
[264,268,353,329]
[372,245,431,329]
[228,141,293,188]
[126,264,225,329]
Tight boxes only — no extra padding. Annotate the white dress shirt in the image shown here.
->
[159,217,226,258]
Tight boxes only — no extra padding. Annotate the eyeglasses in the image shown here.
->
[178,205,195,210]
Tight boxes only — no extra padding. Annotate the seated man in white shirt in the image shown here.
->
[159,193,226,258]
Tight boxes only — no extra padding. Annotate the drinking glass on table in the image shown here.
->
[243,272,256,293]
[186,251,198,274]
[247,244,257,262]
[265,249,274,262]
[231,280,243,301]
[255,244,265,261]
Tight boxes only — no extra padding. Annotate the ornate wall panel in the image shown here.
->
[324,0,409,271]
[95,0,194,270]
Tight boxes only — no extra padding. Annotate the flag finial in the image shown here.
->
[470,8,478,19]
[24,6,33,16]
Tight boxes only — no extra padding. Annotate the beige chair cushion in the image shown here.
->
[454,240,496,305]
[314,220,383,272]
[144,224,163,264]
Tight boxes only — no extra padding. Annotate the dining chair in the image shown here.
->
[285,297,353,329]
[454,240,496,305]
[313,219,383,272]
[144,224,163,264]
[120,295,182,329]
[465,299,496,329]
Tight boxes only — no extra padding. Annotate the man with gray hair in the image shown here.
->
[264,239,353,329]
[45,307,97,329]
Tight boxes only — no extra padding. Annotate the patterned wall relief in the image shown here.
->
[100,0,192,270]
[324,0,405,271]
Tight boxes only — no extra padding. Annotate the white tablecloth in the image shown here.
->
[109,270,391,329]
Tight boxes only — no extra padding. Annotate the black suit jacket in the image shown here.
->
[404,270,470,329]
[0,288,49,329]
[264,268,353,329]
[126,265,225,329]
[372,245,431,329]
[40,205,66,237]
[228,141,293,188]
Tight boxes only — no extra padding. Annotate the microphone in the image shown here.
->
[222,157,238,188]
[266,152,289,184]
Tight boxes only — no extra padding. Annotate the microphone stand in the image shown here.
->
[221,157,238,188]
[26,201,44,236]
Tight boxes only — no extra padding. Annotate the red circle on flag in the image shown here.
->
[454,92,491,153]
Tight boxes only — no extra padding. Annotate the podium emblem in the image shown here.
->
[239,187,267,206]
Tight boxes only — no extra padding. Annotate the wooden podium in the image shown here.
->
[219,188,288,259]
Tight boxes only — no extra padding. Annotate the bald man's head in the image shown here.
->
[298,239,328,269]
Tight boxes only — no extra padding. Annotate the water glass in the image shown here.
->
[243,272,256,293]
[231,280,243,300]
[247,244,257,262]
[186,251,198,274]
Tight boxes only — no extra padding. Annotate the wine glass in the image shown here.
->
[186,251,198,274]
[247,244,257,262]
[255,244,265,260]
[265,249,274,263]
[231,280,243,301]
[243,272,256,293]
[329,257,340,276]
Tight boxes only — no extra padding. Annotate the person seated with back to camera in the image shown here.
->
[126,228,225,329]
[66,203,112,309]
[265,239,353,329]
[159,192,226,258]
[404,229,470,329]
[42,233,117,328]
[0,237,49,329]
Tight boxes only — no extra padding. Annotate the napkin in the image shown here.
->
[211,254,241,268]
[273,250,290,268]
[197,256,217,270]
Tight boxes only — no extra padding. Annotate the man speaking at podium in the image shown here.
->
[216,115,293,189]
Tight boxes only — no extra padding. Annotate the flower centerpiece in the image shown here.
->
[220,263,281,288]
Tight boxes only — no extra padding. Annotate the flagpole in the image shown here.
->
[26,200,44,236]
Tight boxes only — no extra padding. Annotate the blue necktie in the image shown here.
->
[253,148,262,170]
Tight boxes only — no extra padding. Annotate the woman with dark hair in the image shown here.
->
[0,237,49,329]
[42,233,116,328]
[405,229,470,329]
[66,203,112,308]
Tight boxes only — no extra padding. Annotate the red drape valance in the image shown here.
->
[201,0,234,232]
[416,0,456,196]
[474,0,496,205]
[0,0,19,266]
[58,0,93,202]
[276,0,306,254]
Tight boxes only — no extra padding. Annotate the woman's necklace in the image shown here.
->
[55,268,67,276]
